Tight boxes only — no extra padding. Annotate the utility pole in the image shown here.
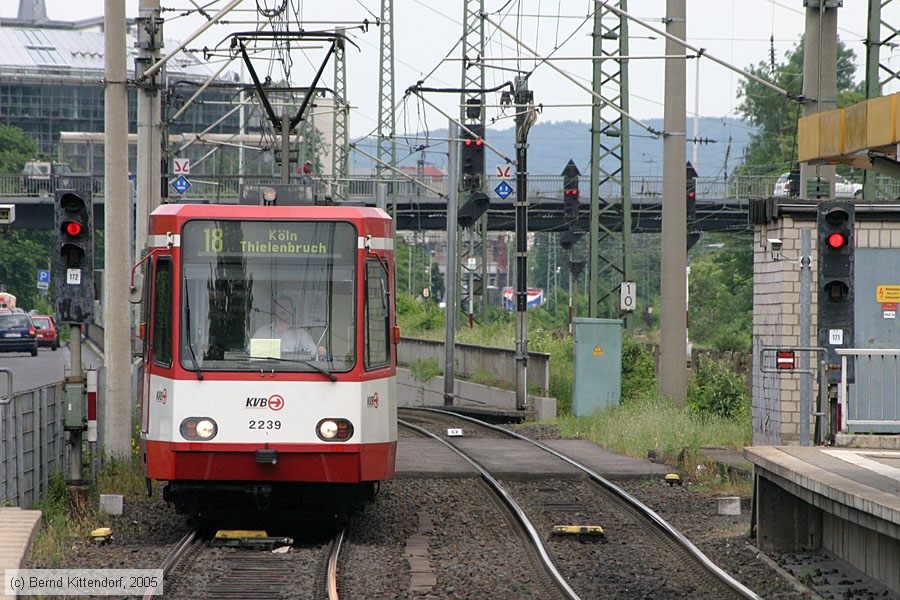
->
[588,1,633,328]
[377,0,397,223]
[799,0,838,201]
[444,121,460,406]
[863,0,896,200]
[135,0,162,266]
[332,27,349,200]
[281,113,291,184]
[659,0,688,404]
[514,76,536,411]
[460,0,488,321]
[104,0,132,457]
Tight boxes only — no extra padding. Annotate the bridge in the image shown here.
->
[4,173,898,232]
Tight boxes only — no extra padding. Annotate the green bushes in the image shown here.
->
[622,335,657,401]
[687,356,750,419]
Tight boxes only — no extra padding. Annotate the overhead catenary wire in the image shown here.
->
[591,0,798,101]
[481,12,662,137]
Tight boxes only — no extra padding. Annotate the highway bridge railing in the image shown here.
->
[3,173,900,203]
[0,376,66,508]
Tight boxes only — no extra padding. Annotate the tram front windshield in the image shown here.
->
[180,220,356,372]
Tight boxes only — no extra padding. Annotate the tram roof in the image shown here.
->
[149,203,394,237]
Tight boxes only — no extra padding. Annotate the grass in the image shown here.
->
[556,394,752,494]
[28,455,146,567]
[557,395,750,458]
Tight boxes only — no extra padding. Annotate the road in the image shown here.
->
[0,340,102,395]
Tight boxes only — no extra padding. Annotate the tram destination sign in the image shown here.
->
[182,220,355,261]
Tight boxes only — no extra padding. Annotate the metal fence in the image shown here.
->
[838,349,900,433]
[0,369,67,508]
[7,172,898,202]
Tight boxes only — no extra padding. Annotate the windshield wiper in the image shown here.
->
[258,356,338,382]
[183,281,203,380]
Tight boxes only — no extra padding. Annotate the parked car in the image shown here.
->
[31,315,59,350]
[773,172,862,199]
[0,312,38,356]
[20,161,90,195]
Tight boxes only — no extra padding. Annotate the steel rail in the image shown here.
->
[411,407,761,600]
[143,528,197,600]
[326,528,346,600]
[397,419,580,600]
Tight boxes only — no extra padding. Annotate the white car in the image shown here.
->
[773,173,862,199]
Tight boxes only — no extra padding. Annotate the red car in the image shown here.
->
[31,315,60,350]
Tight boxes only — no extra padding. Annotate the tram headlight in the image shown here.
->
[180,417,218,441]
[318,420,338,439]
[316,418,353,442]
[196,419,217,439]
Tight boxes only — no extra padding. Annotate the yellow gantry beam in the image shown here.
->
[798,93,900,167]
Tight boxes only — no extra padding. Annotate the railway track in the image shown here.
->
[146,526,347,599]
[399,407,761,600]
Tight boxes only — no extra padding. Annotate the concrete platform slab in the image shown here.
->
[396,438,669,480]
[0,507,42,600]
[745,446,900,593]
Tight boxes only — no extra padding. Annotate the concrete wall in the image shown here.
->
[753,213,900,444]
[396,367,556,422]
[398,337,551,396]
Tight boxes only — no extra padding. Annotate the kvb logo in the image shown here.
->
[245,394,285,411]
[366,392,379,409]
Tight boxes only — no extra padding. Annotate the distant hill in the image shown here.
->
[351,117,754,179]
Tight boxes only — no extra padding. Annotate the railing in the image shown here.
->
[0,371,67,508]
[4,172,899,204]
[837,348,900,433]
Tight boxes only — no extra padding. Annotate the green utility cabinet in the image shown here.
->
[573,317,623,417]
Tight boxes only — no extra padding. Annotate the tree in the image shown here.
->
[0,125,38,173]
[736,38,862,174]
[689,234,753,352]
[0,231,52,311]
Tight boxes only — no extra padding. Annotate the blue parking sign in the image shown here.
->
[38,270,50,284]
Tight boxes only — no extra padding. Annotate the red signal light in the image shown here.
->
[65,222,83,236]
[475,139,483,146]
[464,139,473,146]
[827,232,846,249]
[688,192,696,200]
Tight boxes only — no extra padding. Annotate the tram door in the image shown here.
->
[141,255,173,435]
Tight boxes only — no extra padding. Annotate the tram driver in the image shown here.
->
[251,294,326,359]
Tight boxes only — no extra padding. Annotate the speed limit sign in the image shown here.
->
[620,281,636,312]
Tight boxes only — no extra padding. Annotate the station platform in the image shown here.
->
[396,438,669,480]
[745,446,900,594]
[0,507,42,600]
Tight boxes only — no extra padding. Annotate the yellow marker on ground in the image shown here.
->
[215,530,268,539]
[551,525,607,542]
[664,473,682,486]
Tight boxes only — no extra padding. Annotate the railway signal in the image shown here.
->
[686,161,698,223]
[817,200,854,383]
[562,159,580,218]
[460,124,485,193]
[54,189,94,323]
[458,191,489,228]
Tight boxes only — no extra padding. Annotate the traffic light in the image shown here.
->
[460,124,485,193]
[562,159,580,218]
[817,201,854,382]
[458,191,489,228]
[55,189,94,323]
[686,161,698,223]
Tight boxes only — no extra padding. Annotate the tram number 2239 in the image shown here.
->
[249,420,282,430]
[204,228,224,253]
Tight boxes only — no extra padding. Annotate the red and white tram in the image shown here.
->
[138,202,397,515]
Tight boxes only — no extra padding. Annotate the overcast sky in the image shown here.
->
[1,1,891,144]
